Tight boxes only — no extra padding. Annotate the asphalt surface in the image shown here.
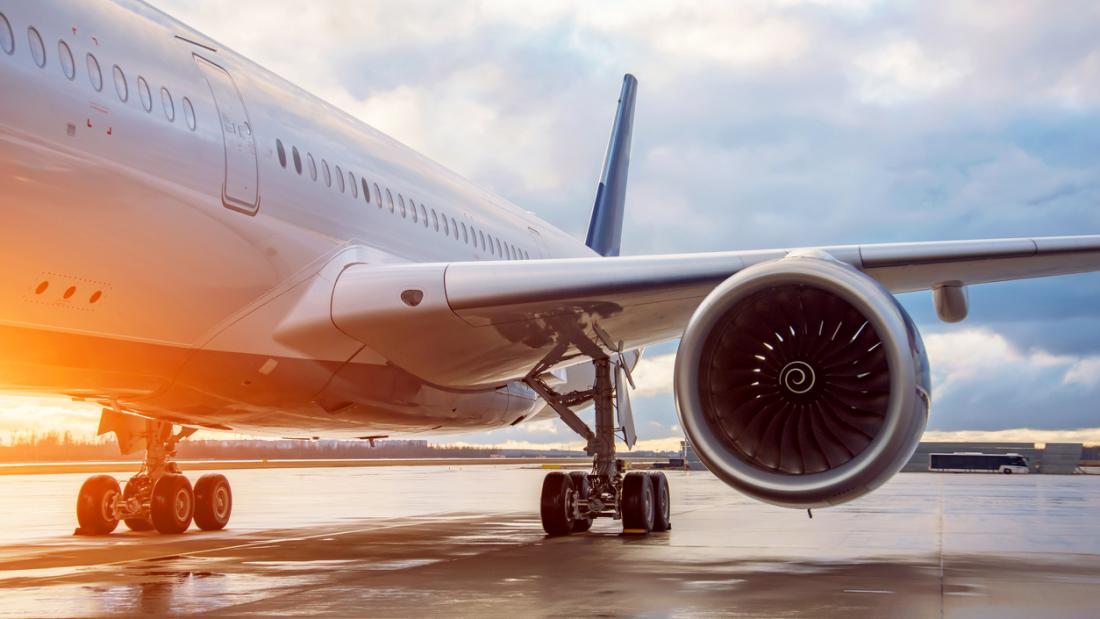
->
[0,466,1097,617]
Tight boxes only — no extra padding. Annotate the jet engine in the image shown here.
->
[674,252,930,508]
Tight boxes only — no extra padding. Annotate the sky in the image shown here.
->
[5,0,1100,449]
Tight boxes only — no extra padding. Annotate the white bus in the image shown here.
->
[929,453,1030,474]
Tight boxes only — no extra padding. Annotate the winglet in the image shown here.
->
[585,74,638,257]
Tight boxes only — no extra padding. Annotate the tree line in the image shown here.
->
[0,432,500,462]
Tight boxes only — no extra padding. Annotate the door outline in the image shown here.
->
[527,227,547,258]
[194,54,259,215]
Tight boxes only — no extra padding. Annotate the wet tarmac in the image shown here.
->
[0,466,1098,617]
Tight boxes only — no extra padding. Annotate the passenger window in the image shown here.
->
[87,54,102,91]
[276,139,287,168]
[161,87,174,121]
[349,172,358,198]
[292,146,302,175]
[386,188,395,212]
[322,159,331,187]
[373,183,382,208]
[419,204,428,227]
[137,76,152,111]
[409,199,418,223]
[182,97,196,130]
[461,223,468,244]
[57,40,74,80]
[495,238,503,257]
[27,27,44,68]
[479,230,486,250]
[431,209,439,231]
[112,65,127,101]
[0,13,12,55]
[398,194,406,218]
[335,166,345,192]
[451,217,459,240]
[361,178,370,202]
[307,153,317,180]
[442,215,449,236]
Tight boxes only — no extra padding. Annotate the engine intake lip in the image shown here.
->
[675,255,929,507]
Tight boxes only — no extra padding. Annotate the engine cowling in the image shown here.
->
[674,253,931,508]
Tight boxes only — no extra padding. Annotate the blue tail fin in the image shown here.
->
[585,74,637,257]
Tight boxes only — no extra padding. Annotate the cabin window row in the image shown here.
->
[275,138,532,260]
[1,13,196,131]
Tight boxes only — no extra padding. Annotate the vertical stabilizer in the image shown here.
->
[585,74,637,257]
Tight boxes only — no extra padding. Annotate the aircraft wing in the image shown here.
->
[329,235,1100,388]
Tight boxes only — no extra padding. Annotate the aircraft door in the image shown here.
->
[194,55,259,214]
[527,227,547,258]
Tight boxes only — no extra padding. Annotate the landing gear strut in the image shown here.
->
[528,357,671,536]
[75,418,232,535]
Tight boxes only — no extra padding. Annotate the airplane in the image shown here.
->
[2,0,1099,538]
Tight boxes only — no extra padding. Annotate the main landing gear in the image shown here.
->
[75,419,232,535]
[528,358,672,536]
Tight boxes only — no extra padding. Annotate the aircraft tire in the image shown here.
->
[193,473,233,531]
[151,474,194,534]
[76,475,121,535]
[649,471,671,532]
[621,472,654,534]
[540,472,576,536]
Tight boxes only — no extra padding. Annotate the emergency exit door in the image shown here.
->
[194,55,259,214]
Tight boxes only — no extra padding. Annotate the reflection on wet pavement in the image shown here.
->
[0,467,1097,617]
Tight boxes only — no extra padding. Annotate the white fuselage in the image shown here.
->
[0,0,595,437]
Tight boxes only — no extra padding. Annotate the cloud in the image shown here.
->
[853,39,969,105]
[630,353,676,397]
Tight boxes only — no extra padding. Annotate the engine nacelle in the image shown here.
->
[674,253,930,508]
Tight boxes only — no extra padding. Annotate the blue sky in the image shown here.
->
[5,1,1099,449]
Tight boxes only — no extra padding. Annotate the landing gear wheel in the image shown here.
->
[568,471,593,533]
[193,473,232,531]
[621,471,654,534]
[151,474,194,534]
[540,472,576,536]
[649,472,671,532]
[76,475,121,535]
[1003,469,1013,475]
[122,477,154,532]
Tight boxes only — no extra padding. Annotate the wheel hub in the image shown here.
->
[173,488,191,521]
[214,486,229,519]
[100,489,118,521]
